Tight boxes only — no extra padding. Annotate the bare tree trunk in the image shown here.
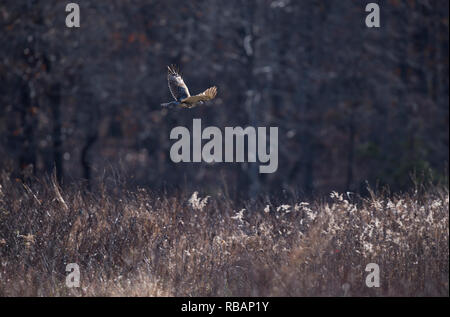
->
[81,99,99,190]
[18,81,36,179]
[243,0,260,198]
[346,106,355,191]
[81,132,97,190]
[49,83,63,183]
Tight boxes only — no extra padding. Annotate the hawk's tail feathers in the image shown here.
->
[161,102,173,108]
[161,101,179,109]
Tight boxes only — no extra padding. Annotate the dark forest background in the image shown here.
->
[0,0,448,198]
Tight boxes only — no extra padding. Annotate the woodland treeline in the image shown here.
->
[0,0,448,197]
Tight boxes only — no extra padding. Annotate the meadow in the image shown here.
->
[0,170,448,296]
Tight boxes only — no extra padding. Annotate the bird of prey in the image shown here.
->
[161,65,218,109]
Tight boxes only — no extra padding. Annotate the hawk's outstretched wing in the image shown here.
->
[167,65,190,101]
[182,86,217,104]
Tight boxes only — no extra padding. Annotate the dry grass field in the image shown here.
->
[0,170,448,296]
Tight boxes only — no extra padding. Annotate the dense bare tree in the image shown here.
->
[0,0,448,197]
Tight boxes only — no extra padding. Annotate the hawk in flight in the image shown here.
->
[161,65,218,109]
